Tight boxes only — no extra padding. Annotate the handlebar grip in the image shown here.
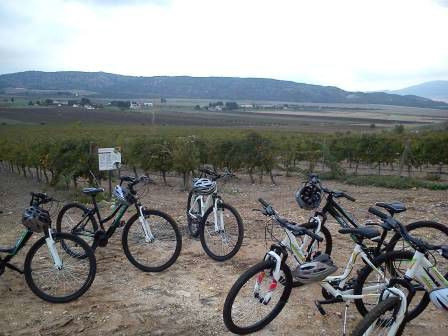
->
[344,193,356,202]
[368,207,388,220]
[258,198,269,207]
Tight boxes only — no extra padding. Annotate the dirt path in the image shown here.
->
[0,171,447,335]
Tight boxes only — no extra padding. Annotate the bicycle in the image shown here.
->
[186,168,244,261]
[223,198,401,334]
[351,206,448,335]
[297,174,448,259]
[56,174,182,272]
[0,192,96,303]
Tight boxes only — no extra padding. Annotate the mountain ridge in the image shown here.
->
[1,71,447,108]
[390,80,448,103]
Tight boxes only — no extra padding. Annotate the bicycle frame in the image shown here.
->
[1,228,64,274]
[263,223,387,303]
[189,191,225,233]
[405,250,448,291]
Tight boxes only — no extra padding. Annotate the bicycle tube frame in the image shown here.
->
[406,250,448,291]
[319,197,390,256]
[0,229,33,257]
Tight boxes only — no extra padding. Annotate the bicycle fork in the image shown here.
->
[45,230,63,269]
[138,206,155,243]
[213,199,225,233]
[254,251,283,305]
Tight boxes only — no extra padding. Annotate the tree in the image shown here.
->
[172,136,200,190]
[80,97,91,106]
[225,102,238,110]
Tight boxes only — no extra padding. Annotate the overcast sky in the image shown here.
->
[0,0,447,91]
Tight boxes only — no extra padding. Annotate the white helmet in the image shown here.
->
[292,253,337,284]
[113,185,131,205]
[430,288,448,311]
[192,178,216,195]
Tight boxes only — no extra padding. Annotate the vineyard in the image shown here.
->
[1,124,448,190]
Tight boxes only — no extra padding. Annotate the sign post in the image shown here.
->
[98,147,121,199]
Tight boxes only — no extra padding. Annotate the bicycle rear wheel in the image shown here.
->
[24,232,96,303]
[351,297,405,336]
[122,209,182,272]
[56,202,97,253]
[223,259,293,334]
[200,202,244,261]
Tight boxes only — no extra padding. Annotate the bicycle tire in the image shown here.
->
[351,297,405,336]
[354,250,429,321]
[186,191,200,238]
[223,259,293,334]
[24,232,96,303]
[122,209,182,272]
[387,221,448,253]
[200,202,244,261]
[56,202,98,252]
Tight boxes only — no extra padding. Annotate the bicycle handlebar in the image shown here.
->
[30,192,57,206]
[368,206,443,252]
[257,198,323,242]
[307,174,355,202]
[199,168,236,181]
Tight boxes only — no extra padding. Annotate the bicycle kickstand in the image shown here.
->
[341,301,350,336]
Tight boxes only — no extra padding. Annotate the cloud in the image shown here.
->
[0,0,447,91]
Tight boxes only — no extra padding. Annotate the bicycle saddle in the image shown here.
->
[338,226,381,240]
[82,187,105,196]
[375,202,406,215]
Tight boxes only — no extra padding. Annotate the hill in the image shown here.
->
[0,71,447,108]
[391,80,448,102]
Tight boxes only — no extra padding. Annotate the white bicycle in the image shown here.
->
[223,198,397,335]
[351,206,448,336]
[186,168,244,261]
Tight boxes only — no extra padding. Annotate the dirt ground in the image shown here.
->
[0,171,447,336]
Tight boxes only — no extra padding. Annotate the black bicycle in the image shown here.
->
[297,174,448,258]
[56,175,182,272]
[187,168,244,261]
[0,192,96,303]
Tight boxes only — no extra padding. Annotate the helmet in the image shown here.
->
[22,206,51,233]
[430,288,448,311]
[296,183,322,210]
[192,178,216,195]
[292,253,337,284]
[113,185,132,205]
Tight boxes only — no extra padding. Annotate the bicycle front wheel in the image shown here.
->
[351,297,405,336]
[223,259,293,334]
[354,250,427,321]
[122,209,182,272]
[24,232,96,303]
[200,202,244,261]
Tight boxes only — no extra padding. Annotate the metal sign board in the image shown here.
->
[98,147,121,171]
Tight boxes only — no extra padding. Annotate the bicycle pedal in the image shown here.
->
[315,300,326,315]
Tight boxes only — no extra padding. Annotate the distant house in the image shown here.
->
[208,105,223,112]
[143,102,153,107]
[240,104,253,109]
[130,102,140,109]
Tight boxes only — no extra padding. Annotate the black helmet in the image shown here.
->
[296,182,322,210]
[22,206,51,233]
